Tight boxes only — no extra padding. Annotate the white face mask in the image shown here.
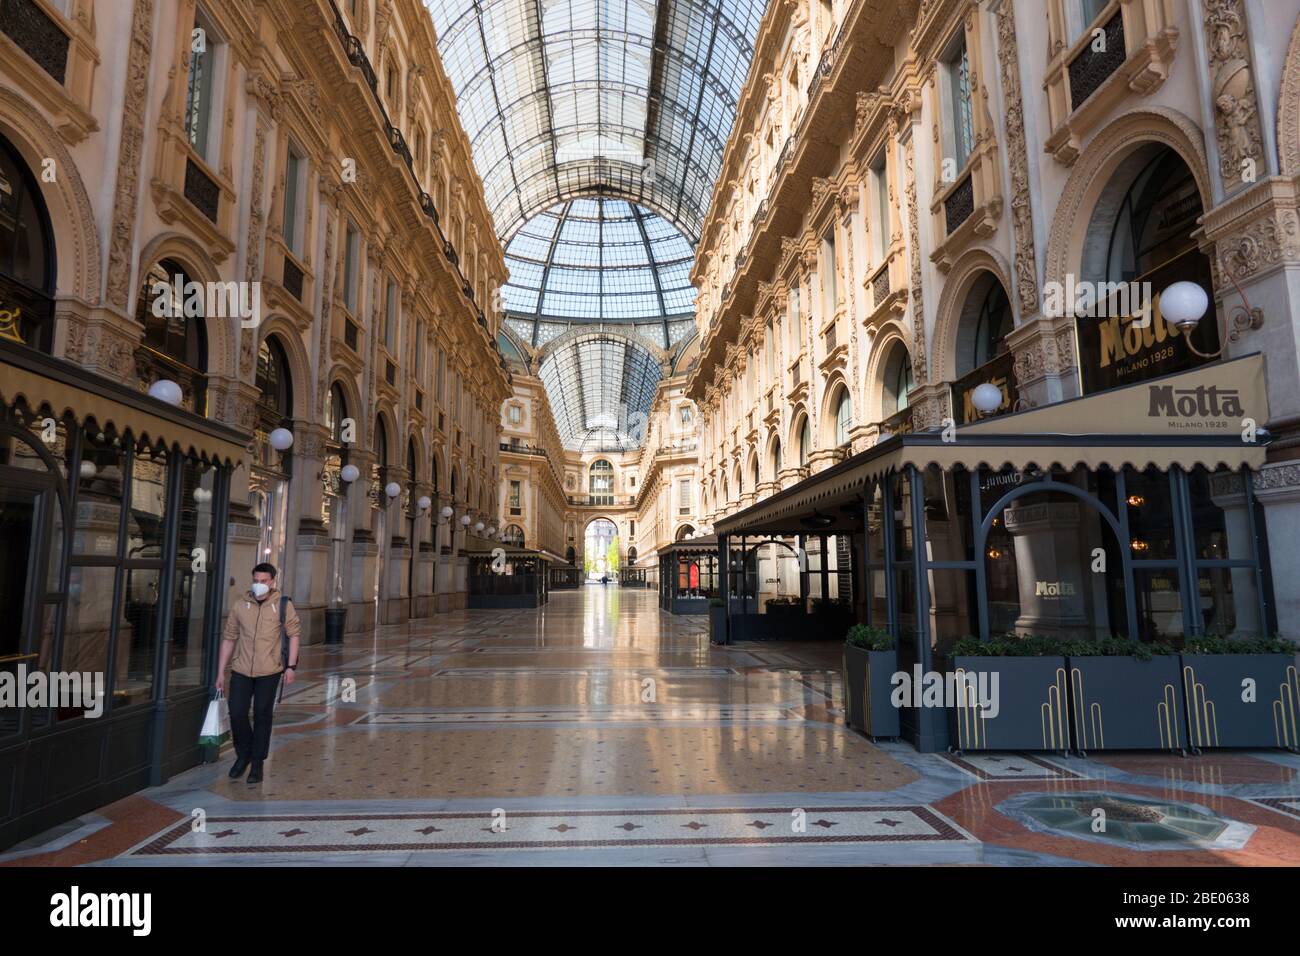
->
[250,582,270,598]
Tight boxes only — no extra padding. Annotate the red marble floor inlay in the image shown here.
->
[935,779,1300,866]
[0,795,185,867]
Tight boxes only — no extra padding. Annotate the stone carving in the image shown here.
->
[105,0,154,313]
[996,0,1040,317]
[904,136,926,384]
[1254,464,1300,490]
[1203,0,1264,191]
[1218,208,1300,280]
[375,0,394,57]
[241,118,270,380]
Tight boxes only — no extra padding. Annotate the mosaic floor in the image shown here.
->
[3,587,1299,866]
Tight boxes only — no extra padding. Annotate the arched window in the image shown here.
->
[589,458,614,504]
[752,455,759,489]
[0,133,55,351]
[771,437,782,476]
[255,338,292,428]
[1106,149,1201,284]
[833,387,852,447]
[503,524,525,546]
[972,281,1012,370]
[676,524,695,541]
[136,259,208,414]
[798,416,811,467]
[326,384,347,443]
[432,454,440,493]
[253,337,293,483]
[889,350,914,414]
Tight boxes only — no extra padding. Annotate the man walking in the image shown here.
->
[215,563,301,784]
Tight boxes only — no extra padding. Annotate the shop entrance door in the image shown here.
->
[0,471,54,741]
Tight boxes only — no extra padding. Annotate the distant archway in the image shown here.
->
[583,517,619,580]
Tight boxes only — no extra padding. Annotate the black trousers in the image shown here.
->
[227,671,282,762]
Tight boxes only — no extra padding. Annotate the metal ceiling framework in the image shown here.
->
[424,0,763,447]
[500,196,695,338]
[537,331,663,451]
[423,0,765,243]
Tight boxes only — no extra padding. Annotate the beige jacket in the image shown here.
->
[222,587,301,678]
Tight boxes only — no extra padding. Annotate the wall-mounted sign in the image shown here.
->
[1075,252,1219,395]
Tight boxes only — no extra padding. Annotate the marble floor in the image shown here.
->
[3,587,1299,866]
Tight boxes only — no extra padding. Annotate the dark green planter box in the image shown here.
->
[949,656,1069,752]
[708,605,728,645]
[1065,655,1185,753]
[843,645,900,738]
[1179,653,1300,751]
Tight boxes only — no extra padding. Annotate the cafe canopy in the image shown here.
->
[717,353,1269,537]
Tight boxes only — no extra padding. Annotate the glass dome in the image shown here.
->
[502,198,696,322]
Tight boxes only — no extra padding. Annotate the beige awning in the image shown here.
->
[1,346,248,466]
[718,354,1270,535]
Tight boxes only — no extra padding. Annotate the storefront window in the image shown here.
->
[982,487,1128,640]
[1118,467,1176,560]
[1195,567,1262,637]
[1187,467,1255,560]
[127,445,168,559]
[927,569,979,660]
[72,425,124,557]
[923,465,973,562]
[115,565,160,708]
[891,472,913,560]
[1133,568,1183,643]
[59,565,116,721]
[169,458,217,694]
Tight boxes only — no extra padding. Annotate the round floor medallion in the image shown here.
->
[997,791,1253,850]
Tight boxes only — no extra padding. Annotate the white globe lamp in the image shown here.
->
[269,427,295,451]
[971,382,1005,416]
[340,464,361,483]
[385,481,401,498]
[147,379,183,406]
[1161,281,1210,333]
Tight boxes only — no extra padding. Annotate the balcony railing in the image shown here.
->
[500,441,547,458]
[2,0,69,84]
[1068,11,1125,111]
[325,0,479,304]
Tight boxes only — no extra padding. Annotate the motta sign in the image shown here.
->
[1147,384,1244,425]
[1075,253,1219,394]
[1035,581,1076,598]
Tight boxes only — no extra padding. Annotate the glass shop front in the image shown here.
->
[0,341,244,850]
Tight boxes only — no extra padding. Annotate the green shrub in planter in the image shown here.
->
[842,625,900,738]
[1178,634,1298,751]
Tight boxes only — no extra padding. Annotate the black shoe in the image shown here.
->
[247,761,264,784]
[228,756,250,779]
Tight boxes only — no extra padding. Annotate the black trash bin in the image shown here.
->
[324,607,347,645]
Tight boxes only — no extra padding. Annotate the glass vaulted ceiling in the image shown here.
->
[502,197,695,325]
[424,0,764,449]
[423,0,766,243]
[538,333,663,452]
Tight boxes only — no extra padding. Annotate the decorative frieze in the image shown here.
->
[1203,0,1265,194]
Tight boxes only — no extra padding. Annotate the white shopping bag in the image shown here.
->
[198,691,229,747]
